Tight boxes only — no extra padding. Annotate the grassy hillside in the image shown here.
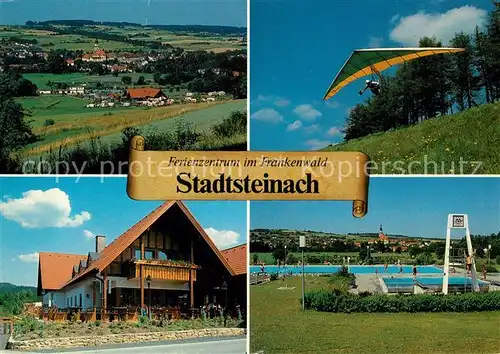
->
[322,102,500,174]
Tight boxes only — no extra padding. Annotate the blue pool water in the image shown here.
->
[249,265,442,275]
[383,276,488,288]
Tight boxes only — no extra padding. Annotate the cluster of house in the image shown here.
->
[352,225,433,252]
[80,88,227,108]
[0,41,157,73]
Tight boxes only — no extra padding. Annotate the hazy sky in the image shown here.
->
[0,0,247,27]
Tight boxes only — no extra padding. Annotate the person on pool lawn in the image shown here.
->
[482,264,487,280]
[384,263,388,271]
[412,265,417,278]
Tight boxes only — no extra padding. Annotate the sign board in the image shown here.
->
[452,214,465,228]
[127,136,370,217]
[299,236,306,248]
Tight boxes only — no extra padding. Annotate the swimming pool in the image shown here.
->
[382,276,489,292]
[249,265,442,275]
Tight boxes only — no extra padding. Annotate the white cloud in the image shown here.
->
[286,120,302,131]
[0,188,91,228]
[390,6,488,46]
[274,98,290,107]
[390,14,401,24]
[293,104,322,121]
[204,227,240,249]
[302,124,320,134]
[368,35,383,48]
[255,95,290,107]
[19,252,39,263]
[304,139,332,150]
[251,108,284,123]
[325,100,340,109]
[83,230,95,239]
[327,127,342,136]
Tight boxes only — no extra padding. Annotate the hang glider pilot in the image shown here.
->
[359,80,380,96]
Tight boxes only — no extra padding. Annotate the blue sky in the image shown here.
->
[251,177,500,238]
[0,0,246,26]
[0,177,247,286]
[250,0,493,150]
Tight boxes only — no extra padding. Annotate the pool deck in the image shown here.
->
[353,275,383,294]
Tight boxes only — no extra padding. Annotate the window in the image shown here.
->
[135,248,141,260]
[70,297,73,306]
[74,295,77,307]
[158,251,167,260]
[144,250,154,260]
[79,294,82,307]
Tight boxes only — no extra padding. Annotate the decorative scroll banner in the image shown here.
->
[126,136,370,217]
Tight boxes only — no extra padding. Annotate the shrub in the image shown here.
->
[211,110,246,137]
[304,291,500,313]
[44,119,55,126]
[496,255,500,265]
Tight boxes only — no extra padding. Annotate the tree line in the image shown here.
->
[26,20,246,36]
[344,7,500,140]
[148,50,247,98]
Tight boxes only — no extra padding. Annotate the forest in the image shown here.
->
[0,283,39,316]
[344,7,500,140]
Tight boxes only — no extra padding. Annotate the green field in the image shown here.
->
[99,100,247,145]
[323,102,500,174]
[251,276,500,353]
[23,73,157,90]
[17,97,246,156]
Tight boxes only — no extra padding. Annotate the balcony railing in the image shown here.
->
[126,259,198,282]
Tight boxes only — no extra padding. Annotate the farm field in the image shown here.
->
[99,99,247,145]
[322,102,500,174]
[18,97,246,157]
[23,73,156,90]
[0,28,142,51]
[0,25,245,52]
[250,276,500,354]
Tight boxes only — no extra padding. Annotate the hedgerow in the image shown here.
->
[303,290,500,313]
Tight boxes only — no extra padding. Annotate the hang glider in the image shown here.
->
[323,47,465,100]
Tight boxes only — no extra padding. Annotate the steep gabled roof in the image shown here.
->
[221,244,247,276]
[64,201,235,288]
[126,88,165,99]
[38,252,87,291]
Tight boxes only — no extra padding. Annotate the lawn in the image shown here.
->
[322,102,500,174]
[250,276,500,353]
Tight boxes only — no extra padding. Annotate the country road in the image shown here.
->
[0,337,247,353]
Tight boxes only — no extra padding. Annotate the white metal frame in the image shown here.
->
[443,214,479,294]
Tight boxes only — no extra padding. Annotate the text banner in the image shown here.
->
[127,136,370,217]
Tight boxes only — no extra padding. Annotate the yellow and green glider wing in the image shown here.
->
[323,47,465,100]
